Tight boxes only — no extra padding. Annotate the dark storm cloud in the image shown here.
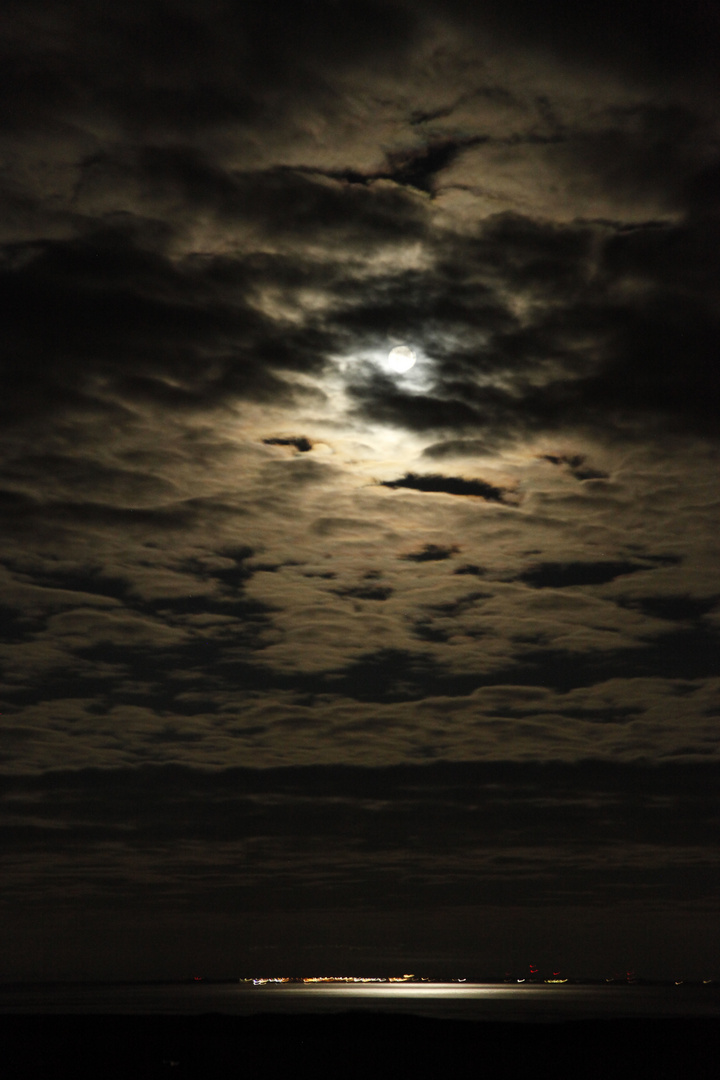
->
[508,629,720,691]
[1,0,719,981]
[3,454,179,505]
[292,137,489,195]
[352,286,720,442]
[0,226,330,426]
[423,590,490,617]
[0,604,41,644]
[575,293,720,438]
[437,0,719,83]
[381,473,513,502]
[540,454,609,481]
[602,214,720,291]
[391,139,482,194]
[518,561,650,589]
[0,486,199,535]
[263,437,313,453]
[400,544,459,563]
[140,149,429,241]
[341,202,720,442]
[0,164,429,435]
[0,0,419,136]
[332,584,394,601]
[2,7,718,447]
[422,440,498,460]
[349,380,486,433]
[0,542,277,717]
[293,622,720,701]
[617,595,719,623]
[336,256,515,343]
[1,537,714,733]
[1,761,718,911]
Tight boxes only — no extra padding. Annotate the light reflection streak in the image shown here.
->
[3,981,719,1019]
[249,982,545,999]
[239,981,720,1022]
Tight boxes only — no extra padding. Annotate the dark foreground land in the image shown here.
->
[2,1013,717,1079]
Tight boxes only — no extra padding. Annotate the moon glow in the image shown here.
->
[387,346,417,373]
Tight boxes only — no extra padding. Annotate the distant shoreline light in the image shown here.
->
[247,975,416,985]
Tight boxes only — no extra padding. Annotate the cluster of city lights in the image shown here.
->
[246,975,417,985]
[232,969,718,987]
[234,974,717,986]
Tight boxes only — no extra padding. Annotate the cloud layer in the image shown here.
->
[1,0,718,976]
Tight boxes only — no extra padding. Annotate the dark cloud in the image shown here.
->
[540,454,609,481]
[381,473,513,502]
[337,266,514,349]
[139,148,429,241]
[576,295,720,438]
[0,489,199,534]
[422,440,497,460]
[340,205,719,444]
[400,544,459,563]
[294,137,488,195]
[1,760,717,917]
[511,626,720,690]
[0,226,328,426]
[349,381,486,433]
[1,0,719,980]
[0,605,39,644]
[618,595,719,623]
[0,0,420,138]
[382,138,487,195]
[332,585,394,601]
[424,591,490,616]
[437,0,720,83]
[263,437,313,453]
[518,561,652,589]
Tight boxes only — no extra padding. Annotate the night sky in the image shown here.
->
[2,0,719,981]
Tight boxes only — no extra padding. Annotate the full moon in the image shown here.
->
[387,345,417,373]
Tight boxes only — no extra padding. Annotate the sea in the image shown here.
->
[3,981,719,1077]
[1,979,719,1022]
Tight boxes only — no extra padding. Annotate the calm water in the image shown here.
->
[1,981,719,1022]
